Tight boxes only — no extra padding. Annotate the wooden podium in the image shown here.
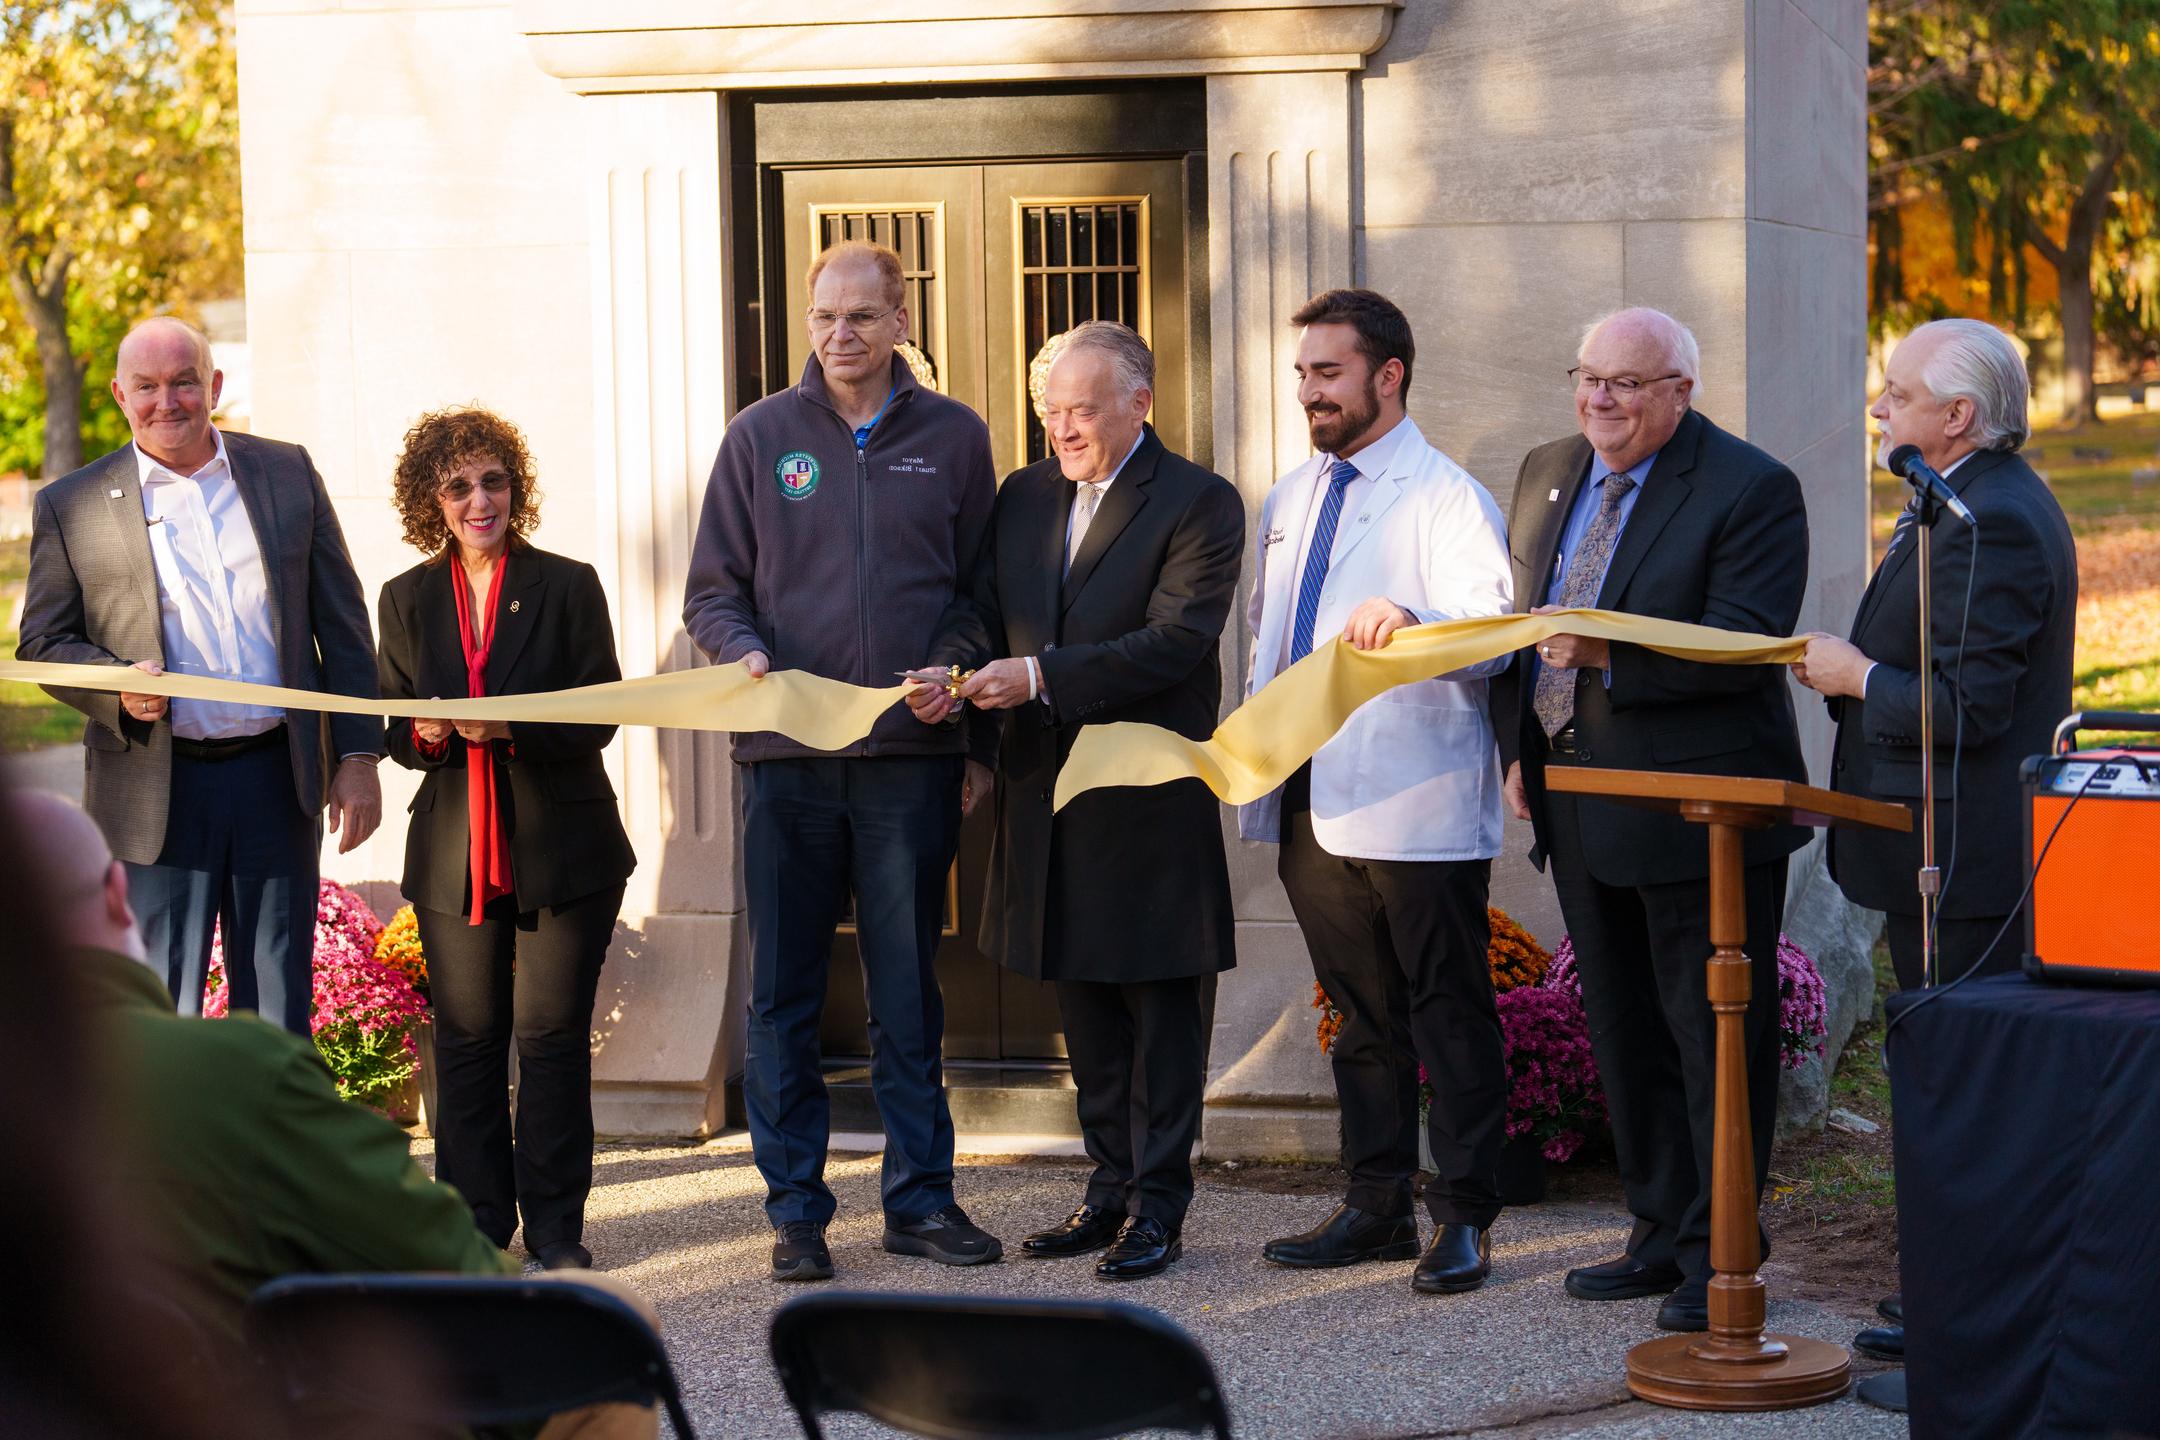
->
[1543,769,1911,1411]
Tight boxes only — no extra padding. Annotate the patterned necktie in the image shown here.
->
[1533,472,1639,737]
[1288,458,1359,663]
[1883,500,1919,562]
[1066,482,1104,574]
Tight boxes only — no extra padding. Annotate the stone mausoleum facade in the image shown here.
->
[236,0,1871,1154]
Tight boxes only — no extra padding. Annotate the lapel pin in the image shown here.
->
[509,600,520,613]
[110,488,124,498]
[1548,488,1561,502]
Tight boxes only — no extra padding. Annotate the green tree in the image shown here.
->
[0,1,238,479]
[1872,0,2160,423]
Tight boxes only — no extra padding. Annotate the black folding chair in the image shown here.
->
[768,1292,1231,1440]
[246,1273,696,1438]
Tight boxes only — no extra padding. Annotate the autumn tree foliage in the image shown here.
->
[1871,1,2160,424]
[0,1,239,479]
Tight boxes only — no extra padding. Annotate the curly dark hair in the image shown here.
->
[390,406,543,559]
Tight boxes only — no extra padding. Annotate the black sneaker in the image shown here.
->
[772,1220,833,1282]
[884,1203,1004,1266]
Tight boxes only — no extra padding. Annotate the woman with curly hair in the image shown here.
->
[376,405,635,1270]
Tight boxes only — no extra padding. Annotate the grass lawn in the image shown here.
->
[0,538,80,753]
[1870,406,2160,544]
[1869,408,2160,722]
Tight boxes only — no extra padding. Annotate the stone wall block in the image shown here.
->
[1362,0,1746,228]
[1743,219,1867,468]
[1775,842,1882,1139]
[1747,0,1867,237]
[1362,222,1621,503]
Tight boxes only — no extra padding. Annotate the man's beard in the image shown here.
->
[1306,374,1382,454]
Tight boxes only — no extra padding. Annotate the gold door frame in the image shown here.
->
[1007,193,1154,475]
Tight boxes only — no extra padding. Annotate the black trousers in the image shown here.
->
[418,883,623,1250]
[1056,975,1210,1227]
[1543,779,1784,1280]
[1277,768,1507,1228]
[1884,909,2020,993]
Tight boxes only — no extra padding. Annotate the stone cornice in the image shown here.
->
[514,1,1401,93]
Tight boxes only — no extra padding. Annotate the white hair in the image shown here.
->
[1053,320,1154,398]
[1909,318,2029,452]
[1579,307,1702,395]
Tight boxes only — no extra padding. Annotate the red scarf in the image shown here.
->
[453,557,514,925]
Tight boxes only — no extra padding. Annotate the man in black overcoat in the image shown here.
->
[950,320,1243,1280]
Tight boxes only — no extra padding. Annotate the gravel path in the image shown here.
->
[465,1140,1906,1439]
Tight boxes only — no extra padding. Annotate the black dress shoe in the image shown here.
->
[771,1220,833,1282]
[1260,1204,1419,1268]
[1655,1274,1709,1332]
[1095,1216,1181,1280]
[1854,1323,1904,1360]
[1878,1292,1903,1324]
[534,1241,592,1271]
[1411,1223,1490,1294]
[1022,1204,1126,1258]
[1857,1370,1908,1412]
[1564,1253,1684,1301]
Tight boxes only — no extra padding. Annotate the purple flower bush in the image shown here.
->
[1543,932,1829,1070]
[205,879,428,1103]
[1494,986,1607,1163]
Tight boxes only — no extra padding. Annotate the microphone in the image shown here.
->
[1885,443,1976,526]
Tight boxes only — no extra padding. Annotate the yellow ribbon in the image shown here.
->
[1051,609,1806,811]
[3,609,1804,788]
[0,658,909,756]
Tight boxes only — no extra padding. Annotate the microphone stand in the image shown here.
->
[1913,481,1941,988]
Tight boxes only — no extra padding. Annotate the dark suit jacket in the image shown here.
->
[376,547,636,916]
[972,427,1243,983]
[18,433,382,865]
[1492,409,1811,888]
[1827,447,2076,917]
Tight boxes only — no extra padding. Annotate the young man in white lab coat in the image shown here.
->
[1242,289,1515,1295]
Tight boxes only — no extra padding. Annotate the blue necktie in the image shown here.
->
[1288,458,1358,663]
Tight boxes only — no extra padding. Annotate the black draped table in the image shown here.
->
[1886,973,2160,1438]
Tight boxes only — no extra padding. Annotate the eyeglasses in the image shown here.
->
[1568,368,1684,396]
[438,474,512,502]
[808,306,896,332]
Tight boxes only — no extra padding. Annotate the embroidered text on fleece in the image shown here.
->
[683,353,997,761]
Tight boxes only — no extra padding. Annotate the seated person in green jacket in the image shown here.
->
[23,789,655,1440]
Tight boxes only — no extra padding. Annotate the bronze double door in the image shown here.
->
[776,157,1192,1063]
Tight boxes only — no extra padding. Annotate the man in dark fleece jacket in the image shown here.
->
[683,240,999,1283]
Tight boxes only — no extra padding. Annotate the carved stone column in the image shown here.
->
[1199,70,1359,1159]
[582,92,745,1135]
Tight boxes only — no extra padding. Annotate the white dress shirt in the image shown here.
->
[1276,422,1400,672]
[1029,429,1148,704]
[137,434,285,739]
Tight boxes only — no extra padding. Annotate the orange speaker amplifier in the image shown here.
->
[2023,711,2160,987]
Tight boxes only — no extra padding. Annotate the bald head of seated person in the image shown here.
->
[18,790,657,1440]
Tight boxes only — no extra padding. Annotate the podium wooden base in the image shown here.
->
[1626,1332,1851,1411]
[1540,770,1908,1416]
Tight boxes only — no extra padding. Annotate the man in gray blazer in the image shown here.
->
[18,317,383,1033]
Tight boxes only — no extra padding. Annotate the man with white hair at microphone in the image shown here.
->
[1790,318,2076,1404]
[1792,317,2077,994]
